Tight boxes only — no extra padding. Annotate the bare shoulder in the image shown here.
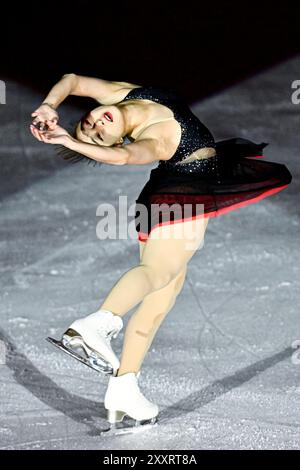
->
[134,119,182,161]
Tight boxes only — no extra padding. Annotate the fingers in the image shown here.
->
[30,124,42,141]
[31,115,58,130]
[31,121,47,131]
[32,116,46,129]
[30,124,48,141]
[46,117,58,130]
[32,115,41,125]
[29,124,57,144]
[39,132,51,143]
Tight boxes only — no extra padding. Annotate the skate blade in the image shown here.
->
[46,336,114,375]
[100,417,158,436]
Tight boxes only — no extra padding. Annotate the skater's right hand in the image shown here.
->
[31,103,59,131]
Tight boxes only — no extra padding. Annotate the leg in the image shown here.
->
[99,216,209,316]
[117,241,188,375]
[116,217,209,375]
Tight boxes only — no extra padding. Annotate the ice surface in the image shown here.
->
[0,57,299,449]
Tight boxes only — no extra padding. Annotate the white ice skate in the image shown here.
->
[102,371,159,435]
[46,309,123,376]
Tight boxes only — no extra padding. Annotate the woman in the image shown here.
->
[30,73,292,429]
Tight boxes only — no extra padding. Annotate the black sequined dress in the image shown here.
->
[122,86,292,242]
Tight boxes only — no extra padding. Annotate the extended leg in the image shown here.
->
[51,218,208,376]
[116,218,209,375]
[102,218,209,428]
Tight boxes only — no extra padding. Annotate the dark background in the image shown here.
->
[1,0,299,104]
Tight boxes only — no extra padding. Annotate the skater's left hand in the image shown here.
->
[30,124,73,146]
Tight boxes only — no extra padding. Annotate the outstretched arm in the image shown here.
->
[31,74,140,130]
[66,74,140,104]
[43,73,139,107]
[66,137,168,166]
[30,126,170,166]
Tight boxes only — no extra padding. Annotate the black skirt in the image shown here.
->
[134,138,293,242]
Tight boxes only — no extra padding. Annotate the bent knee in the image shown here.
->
[142,264,179,291]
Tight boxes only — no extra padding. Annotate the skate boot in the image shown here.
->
[103,372,159,435]
[47,309,123,376]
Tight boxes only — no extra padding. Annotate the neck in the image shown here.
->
[118,101,151,138]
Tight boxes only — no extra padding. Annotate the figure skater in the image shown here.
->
[30,73,292,429]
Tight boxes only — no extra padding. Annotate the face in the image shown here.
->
[75,105,125,147]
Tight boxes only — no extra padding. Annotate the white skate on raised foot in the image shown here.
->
[46,309,123,376]
[100,372,159,436]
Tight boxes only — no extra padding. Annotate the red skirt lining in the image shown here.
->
[137,183,289,242]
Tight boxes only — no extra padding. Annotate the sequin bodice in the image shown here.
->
[122,85,218,174]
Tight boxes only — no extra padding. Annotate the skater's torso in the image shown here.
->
[117,86,217,173]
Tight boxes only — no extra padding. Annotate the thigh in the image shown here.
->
[140,240,188,283]
[140,217,209,278]
[139,240,187,296]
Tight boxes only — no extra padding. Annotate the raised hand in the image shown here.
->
[30,124,72,146]
[31,103,59,131]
